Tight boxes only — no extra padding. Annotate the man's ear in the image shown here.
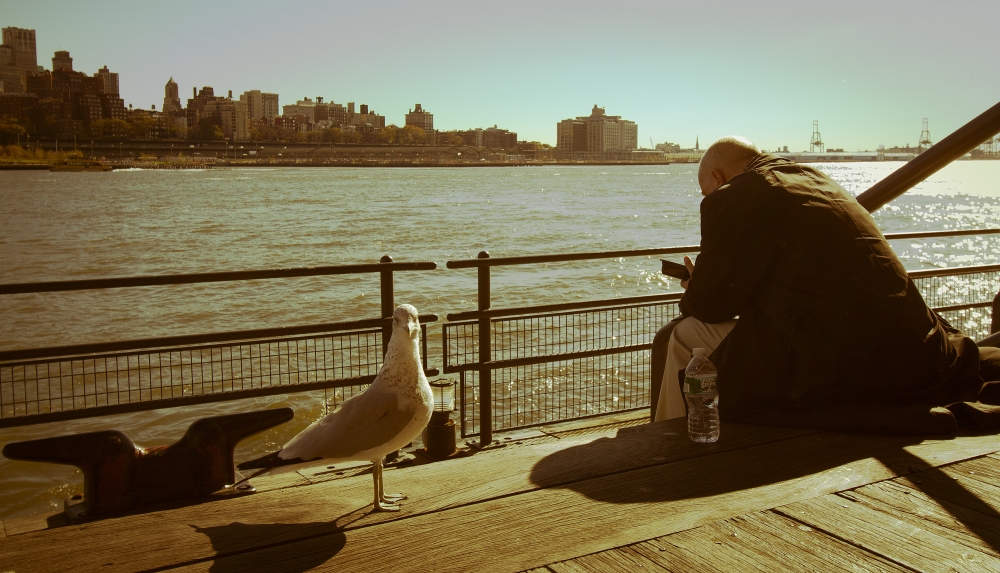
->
[711,168,728,188]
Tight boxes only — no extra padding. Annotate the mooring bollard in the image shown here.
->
[2,407,293,519]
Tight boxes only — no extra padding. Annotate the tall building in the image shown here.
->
[405,103,433,132]
[186,86,218,132]
[347,103,385,129]
[240,89,279,121]
[162,77,181,113]
[313,97,347,126]
[52,50,72,71]
[483,125,517,148]
[202,98,249,141]
[1,27,38,93]
[282,97,316,123]
[95,66,118,95]
[556,105,638,159]
[0,44,18,93]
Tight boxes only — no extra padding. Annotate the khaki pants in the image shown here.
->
[654,317,737,422]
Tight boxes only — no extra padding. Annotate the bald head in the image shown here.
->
[698,136,760,196]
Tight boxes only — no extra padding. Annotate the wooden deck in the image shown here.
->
[2,412,999,572]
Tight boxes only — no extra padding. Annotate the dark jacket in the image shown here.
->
[680,154,982,430]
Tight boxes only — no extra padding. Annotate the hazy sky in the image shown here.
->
[3,0,997,150]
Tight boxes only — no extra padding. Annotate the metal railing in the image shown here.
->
[444,230,1000,441]
[0,257,439,428]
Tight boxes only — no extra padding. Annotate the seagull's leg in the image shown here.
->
[377,457,406,503]
[372,458,400,512]
[378,456,406,503]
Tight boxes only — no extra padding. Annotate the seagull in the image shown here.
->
[239,304,433,512]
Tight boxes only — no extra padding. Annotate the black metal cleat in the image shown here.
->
[2,408,293,518]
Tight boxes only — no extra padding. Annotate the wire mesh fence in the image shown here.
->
[447,301,681,436]
[913,269,1000,310]
[447,268,999,438]
[0,328,385,423]
[914,268,999,341]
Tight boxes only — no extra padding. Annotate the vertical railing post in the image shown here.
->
[379,255,399,461]
[477,251,493,446]
[379,255,394,358]
[992,287,1000,335]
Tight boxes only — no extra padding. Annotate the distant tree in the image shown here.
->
[128,115,157,139]
[194,117,224,140]
[401,125,426,145]
[321,127,343,144]
[90,118,129,139]
[0,119,27,145]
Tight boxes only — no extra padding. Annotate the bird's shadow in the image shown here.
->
[190,506,373,573]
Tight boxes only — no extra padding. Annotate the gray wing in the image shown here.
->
[281,389,417,461]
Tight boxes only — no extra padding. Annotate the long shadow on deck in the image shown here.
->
[529,424,1000,554]
[191,522,346,573]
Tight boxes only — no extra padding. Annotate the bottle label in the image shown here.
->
[684,375,717,394]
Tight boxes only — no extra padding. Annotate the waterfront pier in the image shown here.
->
[1,411,999,571]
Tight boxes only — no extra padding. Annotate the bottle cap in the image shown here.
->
[692,348,708,356]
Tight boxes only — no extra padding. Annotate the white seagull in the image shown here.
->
[239,304,433,511]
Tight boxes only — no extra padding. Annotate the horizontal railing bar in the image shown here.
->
[443,342,652,373]
[445,228,1000,270]
[908,264,1000,278]
[0,261,438,295]
[1,329,383,368]
[446,293,682,321]
[0,369,440,429]
[0,314,439,362]
[446,246,701,269]
[884,228,1000,240]
[931,301,993,313]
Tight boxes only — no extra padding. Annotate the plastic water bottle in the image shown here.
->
[684,348,720,443]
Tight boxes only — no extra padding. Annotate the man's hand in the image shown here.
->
[680,255,695,290]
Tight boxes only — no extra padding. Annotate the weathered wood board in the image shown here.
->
[0,420,809,573]
[168,432,1000,573]
[775,492,1000,572]
[2,420,999,573]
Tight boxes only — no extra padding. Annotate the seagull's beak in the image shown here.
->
[408,321,419,337]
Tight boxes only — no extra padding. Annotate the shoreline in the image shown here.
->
[3,157,998,171]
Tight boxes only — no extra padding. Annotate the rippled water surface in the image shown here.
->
[2,161,999,519]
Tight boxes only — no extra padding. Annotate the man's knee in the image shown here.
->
[670,316,709,348]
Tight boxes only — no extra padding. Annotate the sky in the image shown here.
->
[3,0,997,150]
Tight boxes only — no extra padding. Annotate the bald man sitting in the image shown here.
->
[654,136,1000,434]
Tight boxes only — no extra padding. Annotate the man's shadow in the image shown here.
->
[528,422,1000,555]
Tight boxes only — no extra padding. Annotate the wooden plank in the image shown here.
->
[775,494,1000,572]
[941,455,1000,489]
[0,420,810,572]
[168,432,1000,573]
[840,480,1000,558]
[0,511,66,538]
[520,568,554,573]
[549,546,673,573]
[0,520,6,539]
[634,510,909,573]
[894,462,1000,524]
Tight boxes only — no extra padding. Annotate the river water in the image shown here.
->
[2,161,1000,520]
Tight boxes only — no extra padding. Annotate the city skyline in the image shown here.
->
[2,0,998,150]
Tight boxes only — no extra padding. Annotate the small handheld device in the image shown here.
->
[660,259,690,281]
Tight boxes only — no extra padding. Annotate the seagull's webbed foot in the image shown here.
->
[373,500,402,512]
[380,493,406,503]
